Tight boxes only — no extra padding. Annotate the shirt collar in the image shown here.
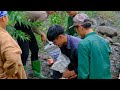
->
[85,32,96,38]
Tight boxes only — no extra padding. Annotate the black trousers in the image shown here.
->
[14,23,39,65]
[51,70,62,79]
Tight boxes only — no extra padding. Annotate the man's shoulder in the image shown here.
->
[0,27,14,40]
[69,35,82,42]
[86,34,106,43]
[0,28,8,36]
[80,34,106,47]
[67,35,82,49]
[79,38,90,47]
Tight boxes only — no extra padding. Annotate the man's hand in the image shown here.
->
[63,69,76,79]
[118,74,120,79]
[32,27,47,43]
[41,33,47,43]
[0,72,7,79]
[68,74,77,79]
[63,69,71,78]
[47,58,54,65]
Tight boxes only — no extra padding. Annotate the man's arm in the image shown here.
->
[26,11,48,42]
[62,48,78,79]
[78,43,89,79]
[32,27,47,42]
[73,48,79,75]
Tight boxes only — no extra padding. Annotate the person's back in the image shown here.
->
[0,11,26,79]
[0,27,26,79]
[79,32,111,79]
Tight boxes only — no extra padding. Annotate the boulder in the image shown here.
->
[96,26,118,38]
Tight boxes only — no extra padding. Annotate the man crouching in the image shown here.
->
[47,25,82,79]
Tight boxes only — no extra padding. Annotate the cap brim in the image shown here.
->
[68,24,75,29]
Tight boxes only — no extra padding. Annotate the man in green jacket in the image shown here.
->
[70,13,111,79]
[66,11,78,36]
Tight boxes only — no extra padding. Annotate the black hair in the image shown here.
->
[47,25,65,41]
[81,19,93,29]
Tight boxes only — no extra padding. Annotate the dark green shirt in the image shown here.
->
[78,32,111,79]
[66,16,77,36]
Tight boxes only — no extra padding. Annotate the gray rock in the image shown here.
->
[96,26,118,38]
[118,31,120,37]
[91,18,98,28]
[112,43,120,46]
[105,37,113,43]
[94,16,107,26]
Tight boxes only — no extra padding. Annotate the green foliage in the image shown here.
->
[47,11,68,27]
[6,11,30,41]
[49,12,61,25]
[8,11,30,27]
[6,25,30,41]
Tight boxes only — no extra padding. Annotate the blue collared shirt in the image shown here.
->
[60,35,82,74]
